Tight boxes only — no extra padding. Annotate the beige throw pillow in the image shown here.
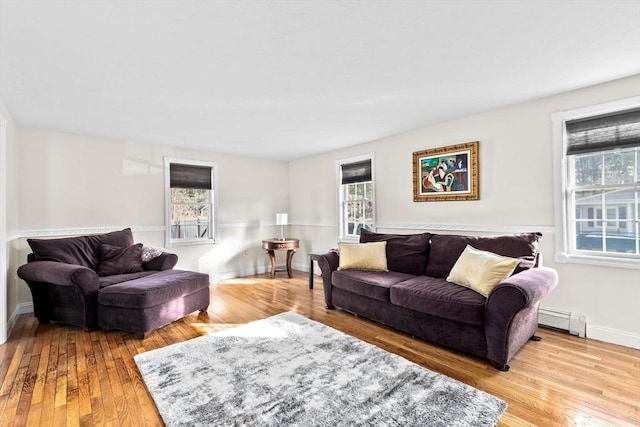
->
[338,242,388,271]
[447,245,520,296]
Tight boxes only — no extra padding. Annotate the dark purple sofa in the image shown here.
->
[17,228,210,337]
[317,230,558,371]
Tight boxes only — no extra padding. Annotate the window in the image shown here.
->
[337,154,375,240]
[553,97,640,268]
[164,158,218,246]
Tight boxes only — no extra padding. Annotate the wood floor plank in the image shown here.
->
[0,271,638,426]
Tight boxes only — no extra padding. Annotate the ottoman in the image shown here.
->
[98,269,210,336]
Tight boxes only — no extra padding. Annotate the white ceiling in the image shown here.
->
[1,1,639,161]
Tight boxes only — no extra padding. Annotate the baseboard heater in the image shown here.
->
[538,309,586,338]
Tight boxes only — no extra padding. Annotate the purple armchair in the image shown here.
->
[17,229,210,336]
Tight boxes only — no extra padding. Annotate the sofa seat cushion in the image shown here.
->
[98,271,157,288]
[332,270,416,302]
[98,269,210,309]
[390,277,486,326]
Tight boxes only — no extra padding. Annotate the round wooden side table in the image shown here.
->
[262,238,300,278]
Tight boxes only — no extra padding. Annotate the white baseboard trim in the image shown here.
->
[213,266,271,281]
[292,261,310,273]
[587,324,640,350]
[215,263,314,282]
[8,301,33,338]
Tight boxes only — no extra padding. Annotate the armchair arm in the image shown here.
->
[17,261,99,293]
[316,250,340,309]
[485,267,558,366]
[18,260,101,330]
[143,251,178,271]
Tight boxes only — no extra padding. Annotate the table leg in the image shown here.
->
[266,249,276,278]
[308,258,314,289]
[286,249,295,278]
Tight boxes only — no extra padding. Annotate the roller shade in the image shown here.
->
[169,164,212,189]
[566,109,640,155]
[341,160,372,184]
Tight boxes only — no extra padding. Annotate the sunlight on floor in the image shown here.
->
[189,322,242,335]
[216,278,260,285]
[207,298,226,314]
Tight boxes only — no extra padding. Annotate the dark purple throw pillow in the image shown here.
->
[359,229,431,276]
[96,243,144,276]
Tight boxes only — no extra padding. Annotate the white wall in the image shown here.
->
[4,76,639,348]
[0,98,21,342]
[289,75,640,348]
[8,128,290,323]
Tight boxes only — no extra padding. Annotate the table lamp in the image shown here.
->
[276,213,288,240]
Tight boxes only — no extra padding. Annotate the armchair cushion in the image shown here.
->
[96,243,144,276]
[27,228,135,270]
[28,235,98,269]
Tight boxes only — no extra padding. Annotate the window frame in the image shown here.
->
[164,157,218,247]
[552,96,640,269]
[336,153,376,242]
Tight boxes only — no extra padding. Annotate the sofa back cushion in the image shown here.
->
[28,228,135,270]
[359,229,431,276]
[426,232,542,279]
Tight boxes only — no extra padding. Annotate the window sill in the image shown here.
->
[168,238,219,247]
[555,253,640,270]
[338,237,361,244]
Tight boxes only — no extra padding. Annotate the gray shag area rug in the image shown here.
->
[134,312,507,427]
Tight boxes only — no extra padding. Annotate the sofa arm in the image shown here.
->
[17,261,99,293]
[316,250,340,309]
[488,267,558,309]
[143,251,178,271]
[485,267,558,367]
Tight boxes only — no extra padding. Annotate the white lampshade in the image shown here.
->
[276,213,288,225]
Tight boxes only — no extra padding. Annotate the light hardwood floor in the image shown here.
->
[1,271,639,426]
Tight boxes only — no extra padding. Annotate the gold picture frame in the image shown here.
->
[412,141,479,202]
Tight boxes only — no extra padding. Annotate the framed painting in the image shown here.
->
[412,141,479,202]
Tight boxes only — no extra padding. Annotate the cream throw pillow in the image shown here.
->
[338,242,388,271]
[447,245,520,296]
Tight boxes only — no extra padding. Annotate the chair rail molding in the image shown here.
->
[376,223,555,234]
